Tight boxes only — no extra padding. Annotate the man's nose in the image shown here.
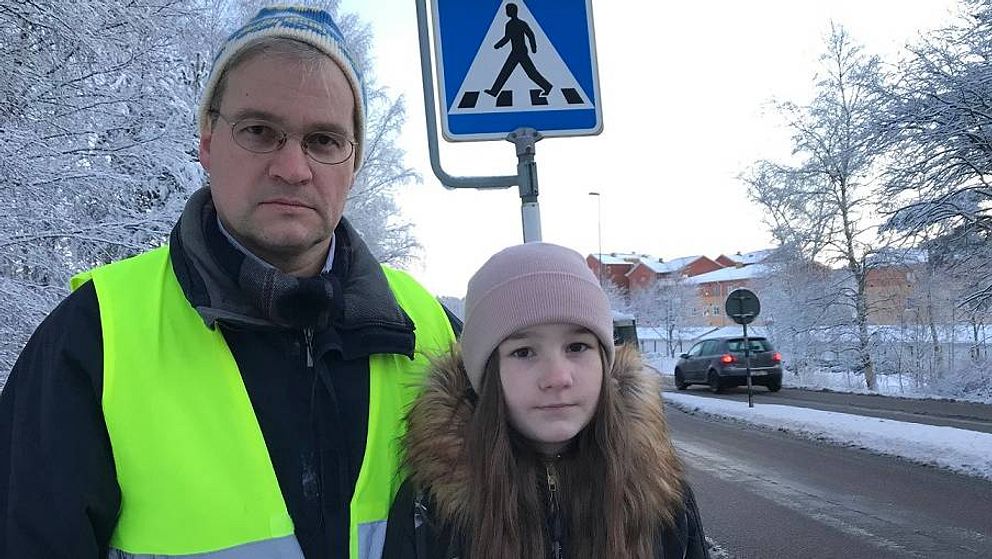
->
[267,139,313,184]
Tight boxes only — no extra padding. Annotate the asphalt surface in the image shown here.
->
[659,377,992,434]
[667,408,992,558]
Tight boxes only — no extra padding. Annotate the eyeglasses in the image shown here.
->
[210,111,356,165]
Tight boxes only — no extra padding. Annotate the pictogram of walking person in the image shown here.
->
[485,3,553,98]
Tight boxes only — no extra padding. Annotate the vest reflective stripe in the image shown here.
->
[108,535,304,559]
[356,520,388,559]
[73,247,455,559]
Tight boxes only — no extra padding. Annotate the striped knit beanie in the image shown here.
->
[198,5,367,170]
[461,242,616,392]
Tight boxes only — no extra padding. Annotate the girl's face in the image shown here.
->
[497,323,604,454]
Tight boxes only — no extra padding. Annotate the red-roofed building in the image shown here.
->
[716,249,773,268]
[686,264,772,326]
[586,252,641,290]
[626,255,723,292]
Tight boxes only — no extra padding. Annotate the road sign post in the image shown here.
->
[416,0,602,242]
[726,288,761,408]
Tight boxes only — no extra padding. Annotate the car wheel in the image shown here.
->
[767,379,782,392]
[674,369,688,390]
[708,371,722,394]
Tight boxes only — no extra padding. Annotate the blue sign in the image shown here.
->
[431,0,602,141]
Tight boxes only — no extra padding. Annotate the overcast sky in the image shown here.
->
[339,0,960,297]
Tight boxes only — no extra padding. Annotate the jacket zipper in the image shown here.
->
[304,327,314,368]
[546,461,563,559]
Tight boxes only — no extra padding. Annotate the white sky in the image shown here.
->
[339,0,960,297]
[662,391,992,481]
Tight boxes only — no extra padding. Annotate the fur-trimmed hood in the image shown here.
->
[403,344,686,530]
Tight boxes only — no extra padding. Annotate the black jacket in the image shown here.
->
[0,188,459,558]
[383,478,708,559]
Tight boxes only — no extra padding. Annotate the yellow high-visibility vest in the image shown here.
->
[72,245,454,558]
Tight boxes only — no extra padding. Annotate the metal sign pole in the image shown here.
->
[743,319,754,408]
[726,288,761,408]
[508,128,543,242]
[415,0,545,242]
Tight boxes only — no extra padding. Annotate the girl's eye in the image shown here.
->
[567,342,592,353]
[509,347,534,359]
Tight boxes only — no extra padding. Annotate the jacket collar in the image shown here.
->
[169,187,415,358]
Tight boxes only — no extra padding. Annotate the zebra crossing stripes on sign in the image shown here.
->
[431,0,602,141]
[455,87,587,111]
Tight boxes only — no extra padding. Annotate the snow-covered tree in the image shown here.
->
[877,0,992,306]
[924,231,992,364]
[743,24,889,390]
[752,246,847,377]
[600,278,631,317]
[0,0,214,381]
[629,278,699,357]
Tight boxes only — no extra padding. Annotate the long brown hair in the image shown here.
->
[462,344,662,559]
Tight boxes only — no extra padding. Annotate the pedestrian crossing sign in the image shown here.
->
[431,0,602,141]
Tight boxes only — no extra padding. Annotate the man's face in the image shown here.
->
[199,54,356,273]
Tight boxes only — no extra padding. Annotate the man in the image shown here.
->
[0,6,457,559]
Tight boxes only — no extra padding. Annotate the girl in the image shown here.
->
[383,242,708,558]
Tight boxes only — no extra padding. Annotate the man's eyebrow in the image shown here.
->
[228,108,282,122]
[228,109,353,137]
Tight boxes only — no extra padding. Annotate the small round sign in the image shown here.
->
[725,288,760,325]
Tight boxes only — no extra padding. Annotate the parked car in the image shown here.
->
[674,336,782,393]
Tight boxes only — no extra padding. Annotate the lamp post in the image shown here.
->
[588,191,603,285]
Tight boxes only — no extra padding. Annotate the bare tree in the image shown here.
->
[752,246,846,377]
[600,278,631,317]
[743,24,888,389]
[877,0,992,307]
[925,231,992,365]
[629,278,699,357]
[0,0,214,380]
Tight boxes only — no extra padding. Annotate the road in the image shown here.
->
[659,377,992,434]
[667,408,992,558]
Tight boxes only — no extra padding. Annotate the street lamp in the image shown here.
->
[588,191,603,285]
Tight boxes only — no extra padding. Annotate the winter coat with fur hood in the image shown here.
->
[382,345,710,559]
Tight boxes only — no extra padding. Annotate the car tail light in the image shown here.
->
[720,354,735,364]
[772,352,782,362]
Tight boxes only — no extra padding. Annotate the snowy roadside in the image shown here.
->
[663,392,992,481]
[646,354,992,405]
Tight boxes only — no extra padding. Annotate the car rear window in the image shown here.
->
[726,338,771,352]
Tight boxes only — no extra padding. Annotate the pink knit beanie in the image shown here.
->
[461,242,616,391]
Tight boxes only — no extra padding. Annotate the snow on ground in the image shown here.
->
[784,365,992,404]
[646,354,992,405]
[663,392,992,481]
